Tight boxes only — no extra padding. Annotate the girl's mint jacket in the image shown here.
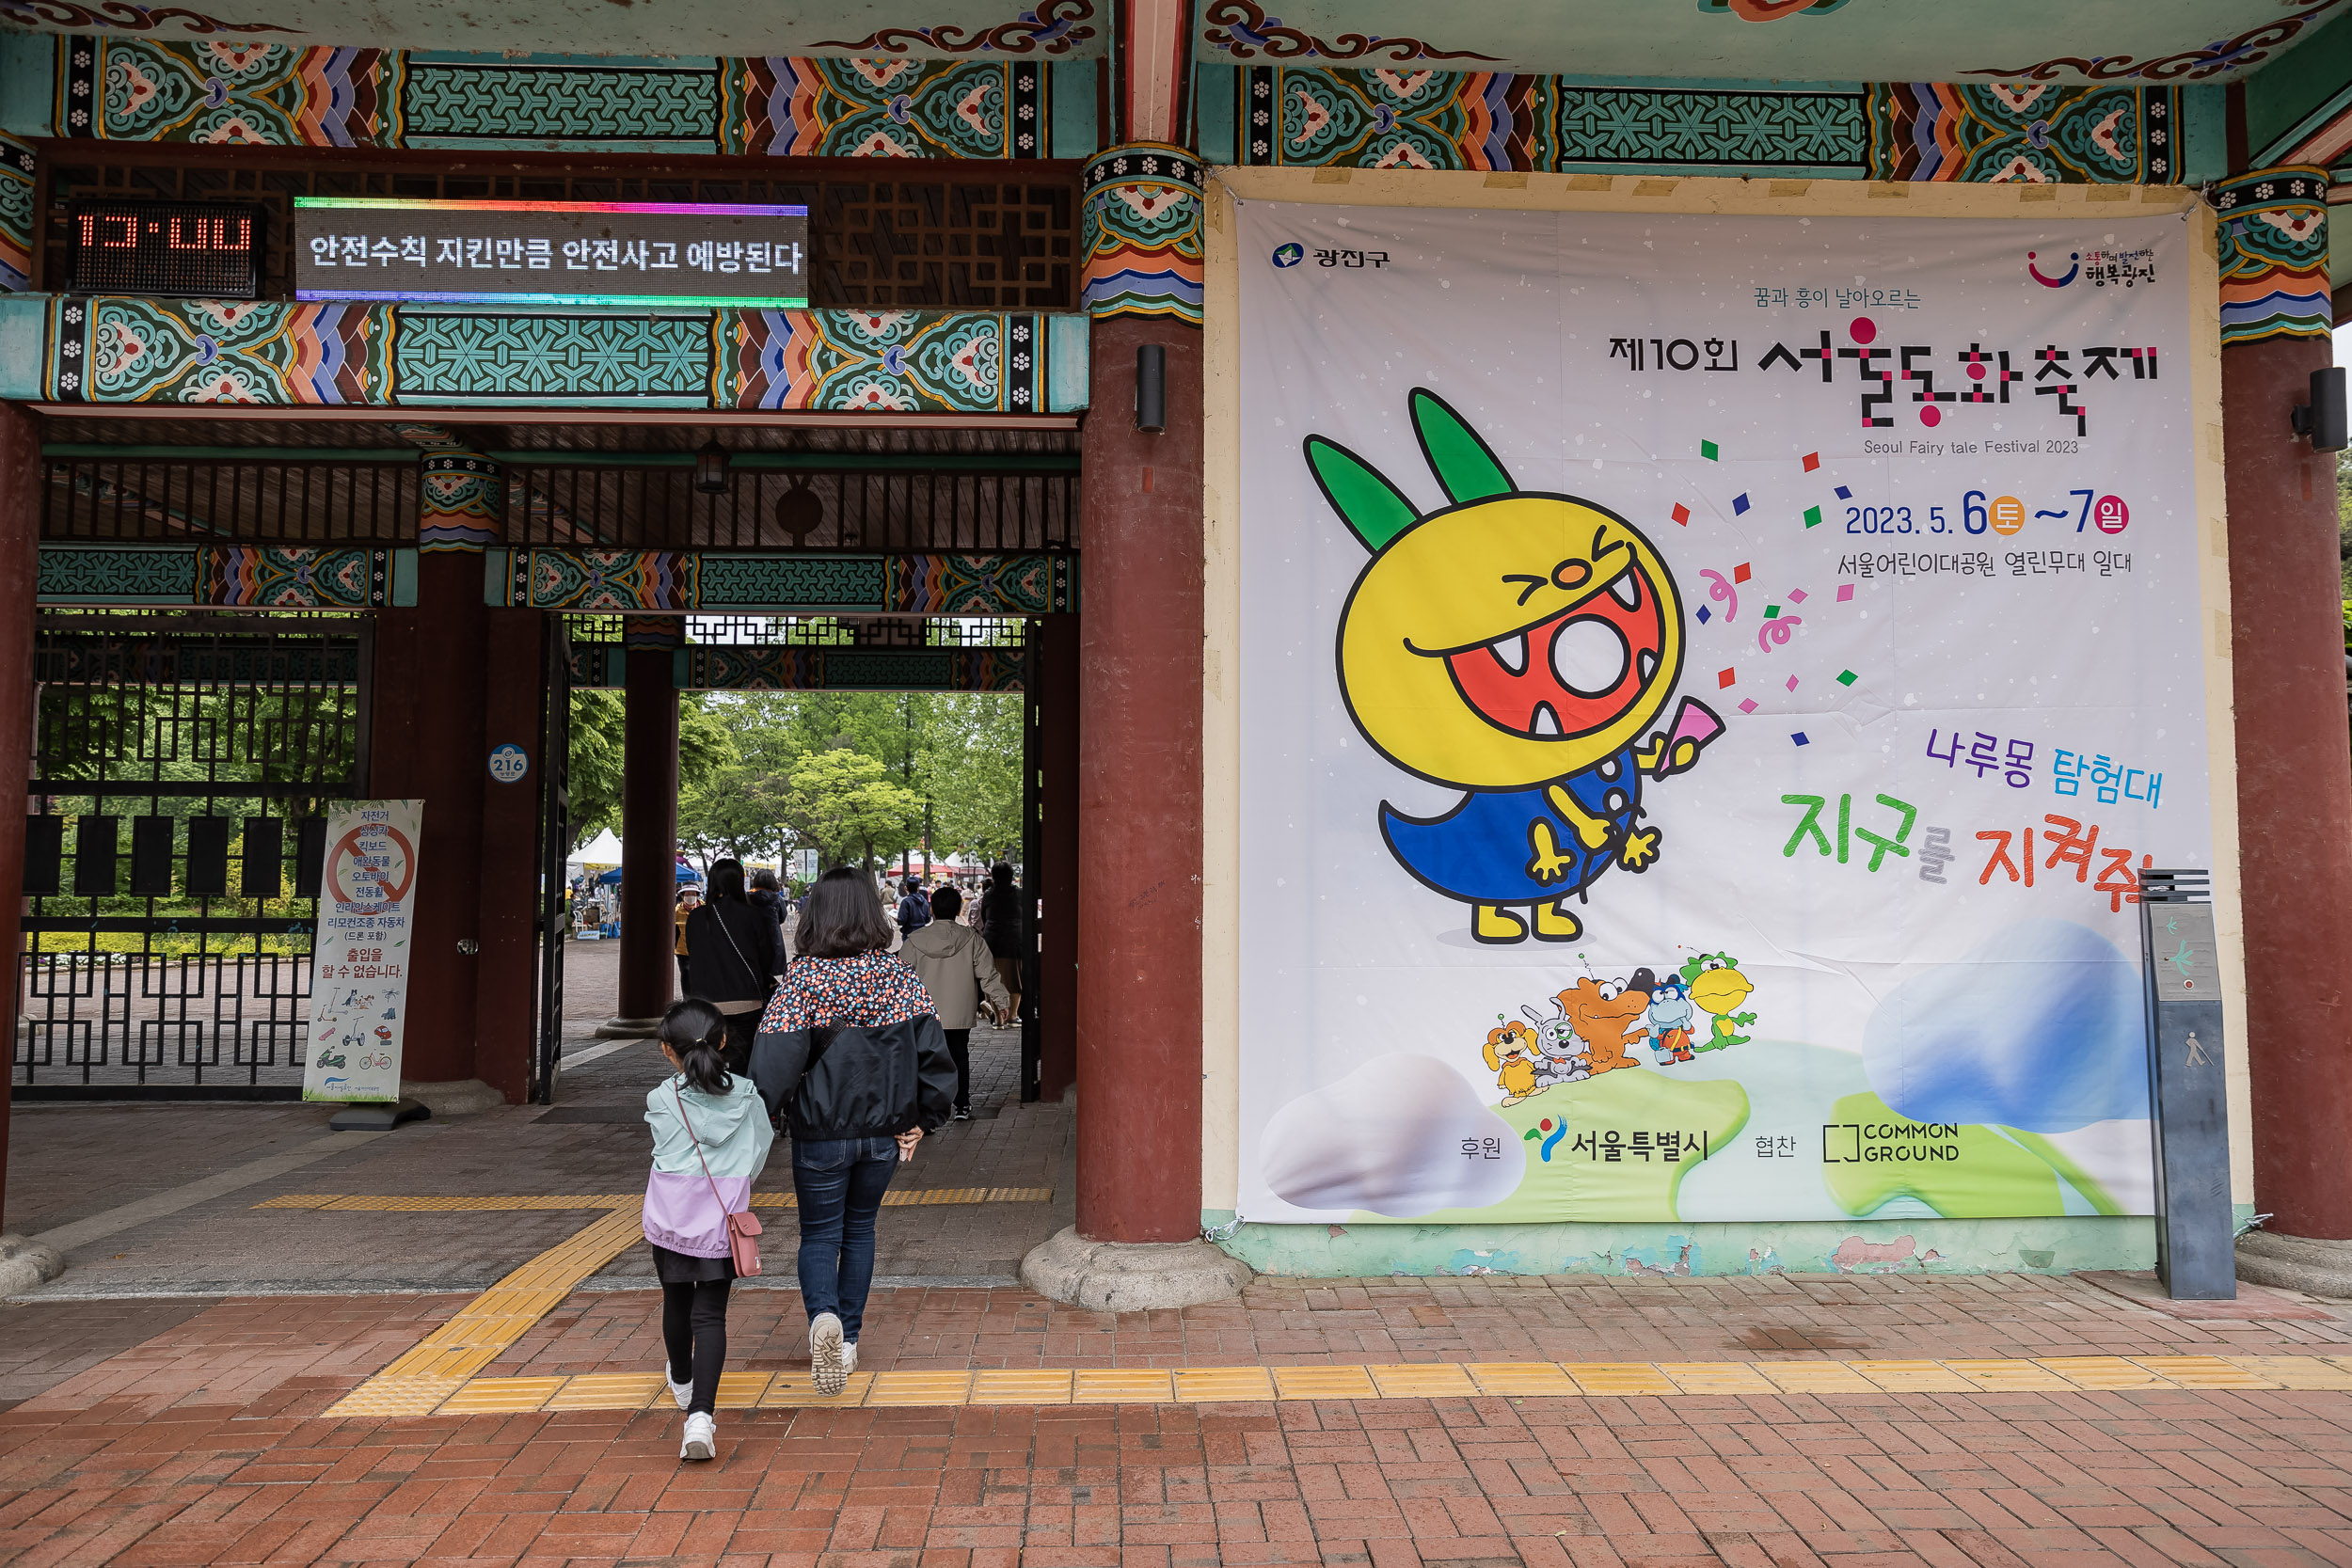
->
[643,1073,775,1258]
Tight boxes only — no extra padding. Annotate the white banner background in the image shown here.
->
[1235,203,2207,1227]
[301,800,424,1103]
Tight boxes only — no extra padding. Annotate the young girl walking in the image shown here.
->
[642,998,773,1462]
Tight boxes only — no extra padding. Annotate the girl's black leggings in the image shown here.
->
[661,1279,730,1415]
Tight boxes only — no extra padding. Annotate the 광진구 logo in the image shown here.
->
[1271,243,1304,268]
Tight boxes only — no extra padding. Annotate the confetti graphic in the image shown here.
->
[1700,439,1719,461]
[1836,583,1855,602]
[1737,699,1758,714]
[1804,505,1822,529]
[1733,493,1751,515]
[1835,485,1852,500]
[1672,502,1691,526]
[1786,675,1800,691]
[1718,668,1737,689]
[1791,732,1810,746]
[1836,670,1858,686]
[1802,452,1820,472]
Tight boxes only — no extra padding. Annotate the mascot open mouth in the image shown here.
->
[1431,560,1666,741]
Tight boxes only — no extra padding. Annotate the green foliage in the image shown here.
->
[566,689,733,854]
[918,694,1025,862]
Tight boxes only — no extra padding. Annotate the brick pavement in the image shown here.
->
[12,1274,2352,1568]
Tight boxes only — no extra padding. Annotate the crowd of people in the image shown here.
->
[641,859,1028,1464]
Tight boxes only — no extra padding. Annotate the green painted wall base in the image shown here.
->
[1202,1210,2205,1277]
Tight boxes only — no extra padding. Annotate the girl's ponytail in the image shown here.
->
[658,998,732,1095]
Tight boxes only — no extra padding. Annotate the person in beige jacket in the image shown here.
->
[896,885,1010,1120]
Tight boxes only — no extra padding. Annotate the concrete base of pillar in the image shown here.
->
[0,1234,66,1297]
[2237,1231,2352,1298]
[597,1017,663,1039]
[1020,1226,1253,1312]
[398,1078,507,1117]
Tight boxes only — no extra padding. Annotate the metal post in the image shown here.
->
[2139,867,2233,1300]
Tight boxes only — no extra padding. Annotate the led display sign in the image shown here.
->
[69,200,264,299]
[294,198,809,309]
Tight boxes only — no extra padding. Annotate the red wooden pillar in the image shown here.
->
[474,609,547,1101]
[2216,170,2349,1242]
[0,404,38,1235]
[397,452,499,1085]
[1074,309,1205,1243]
[1036,611,1080,1101]
[612,629,678,1028]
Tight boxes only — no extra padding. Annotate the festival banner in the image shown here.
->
[1236,204,2207,1227]
[301,800,424,1103]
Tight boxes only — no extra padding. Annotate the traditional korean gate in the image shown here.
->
[14,612,370,1099]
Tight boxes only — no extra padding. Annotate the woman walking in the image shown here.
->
[977,861,1025,1025]
[898,884,1009,1120]
[685,858,780,1072]
[750,867,958,1394]
[641,999,773,1463]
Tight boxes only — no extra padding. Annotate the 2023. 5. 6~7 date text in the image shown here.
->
[1842,489,2129,537]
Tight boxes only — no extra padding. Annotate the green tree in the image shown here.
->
[771,747,923,871]
[565,688,734,854]
[917,694,1024,863]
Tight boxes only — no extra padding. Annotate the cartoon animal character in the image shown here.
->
[1557,976,1650,1075]
[1483,1020,1542,1104]
[1644,974,1697,1064]
[1520,999,1592,1086]
[1311,388,1724,945]
[1681,953,1757,1051]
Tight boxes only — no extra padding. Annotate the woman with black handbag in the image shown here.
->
[684,858,780,1073]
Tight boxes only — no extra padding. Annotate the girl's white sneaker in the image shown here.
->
[843,1341,858,1376]
[679,1411,716,1462]
[666,1371,692,1410]
[810,1312,847,1394]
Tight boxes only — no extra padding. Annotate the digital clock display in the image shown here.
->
[69,200,264,299]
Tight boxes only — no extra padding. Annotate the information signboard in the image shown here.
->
[301,800,424,1104]
[294,198,809,308]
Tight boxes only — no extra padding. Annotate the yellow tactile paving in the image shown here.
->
[761,1370,876,1406]
[1272,1365,1378,1401]
[1564,1363,1681,1396]
[971,1369,1076,1404]
[1660,1362,1779,1395]
[1173,1367,1276,1402]
[1368,1363,1477,1399]
[1851,1360,1975,1393]
[2237,1356,2352,1389]
[2036,1356,2166,1389]
[1756,1361,1879,1395]
[1945,1359,2078,1391]
[1467,1362,1578,1397]
[2132,1355,2278,1388]
[1073,1368,1175,1403]
[866,1370,977,1406]
[363,1354,2352,1418]
[438,1377,564,1414]
[547,1373,664,1410]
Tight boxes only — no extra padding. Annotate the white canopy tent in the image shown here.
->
[566,829,625,875]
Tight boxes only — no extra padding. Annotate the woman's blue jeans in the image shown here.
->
[792,1135,899,1341]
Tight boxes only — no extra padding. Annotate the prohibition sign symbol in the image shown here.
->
[326,823,417,910]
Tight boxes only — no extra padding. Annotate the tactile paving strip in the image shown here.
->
[262,1188,1052,1212]
[361,1355,2352,1418]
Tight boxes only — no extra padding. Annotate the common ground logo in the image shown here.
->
[1272,242,1304,268]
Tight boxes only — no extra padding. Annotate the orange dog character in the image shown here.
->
[1558,977,1650,1075]
[1483,1021,1542,1104]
